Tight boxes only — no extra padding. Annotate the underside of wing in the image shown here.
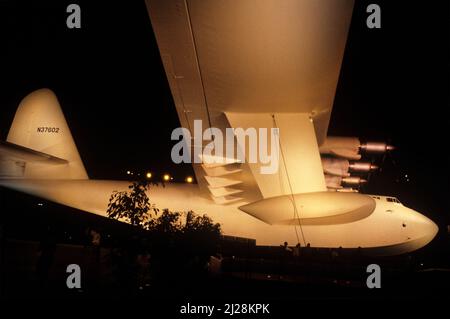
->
[146,0,354,202]
[226,112,327,198]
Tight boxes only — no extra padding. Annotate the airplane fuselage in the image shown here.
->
[0,179,438,256]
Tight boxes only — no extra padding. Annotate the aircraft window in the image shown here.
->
[387,197,401,204]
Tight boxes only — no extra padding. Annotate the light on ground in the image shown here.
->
[146,172,152,179]
[126,170,131,175]
[186,176,193,183]
[163,174,170,182]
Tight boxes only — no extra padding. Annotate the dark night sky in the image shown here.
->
[0,1,448,226]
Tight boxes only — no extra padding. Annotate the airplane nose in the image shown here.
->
[404,208,439,250]
[427,219,439,239]
[420,215,439,245]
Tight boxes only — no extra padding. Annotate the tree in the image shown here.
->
[146,209,182,234]
[106,181,222,285]
[107,181,159,228]
[106,181,221,244]
[182,211,221,258]
[147,209,222,281]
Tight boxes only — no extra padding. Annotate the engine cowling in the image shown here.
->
[325,174,367,189]
[349,161,378,172]
[360,142,395,153]
[319,136,394,160]
[322,158,378,177]
[342,176,367,185]
[319,137,361,160]
[322,158,350,177]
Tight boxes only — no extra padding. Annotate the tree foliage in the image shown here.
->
[146,209,182,234]
[107,181,159,228]
[107,181,222,283]
[106,181,221,241]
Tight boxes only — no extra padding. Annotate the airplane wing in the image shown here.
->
[146,0,354,203]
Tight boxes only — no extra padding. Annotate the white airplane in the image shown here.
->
[0,0,438,256]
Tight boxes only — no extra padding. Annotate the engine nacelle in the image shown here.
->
[322,157,350,177]
[349,161,378,172]
[322,158,378,176]
[342,176,367,185]
[360,142,395,153]
[320,136,394,159]
[325,174,343,189]
[325,174,367,189]
[319,137,361,160]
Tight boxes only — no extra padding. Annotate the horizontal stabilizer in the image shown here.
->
[0,141,68,165]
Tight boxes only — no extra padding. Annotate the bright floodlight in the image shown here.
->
[146,172,152,179]
[186,176,193,183]
[163,174,170,182]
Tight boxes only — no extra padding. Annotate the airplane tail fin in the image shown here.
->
[3,88,88,179]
